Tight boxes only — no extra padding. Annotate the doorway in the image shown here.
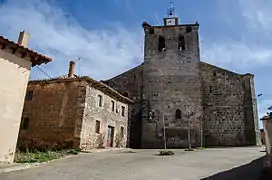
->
[107,126,115,147]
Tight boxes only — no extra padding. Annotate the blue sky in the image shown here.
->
[0,0,271,128]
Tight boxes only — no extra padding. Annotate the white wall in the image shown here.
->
[0,49,31,163]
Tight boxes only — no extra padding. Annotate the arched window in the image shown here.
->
[158,36,165,52]
[178,35,185,51]
[175,109,182,119]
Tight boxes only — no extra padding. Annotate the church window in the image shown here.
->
[186,26,192,33]
[209,85,212,93]
[178,35,185,50]
[175,109,182,119]
[158,36,166,52]
[149,28,154,34]
[213,71,217,76]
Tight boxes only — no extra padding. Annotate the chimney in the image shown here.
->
[17,30,30,48]
[68,61,75,77]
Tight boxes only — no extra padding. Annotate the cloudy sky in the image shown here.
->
[0,0,271,128]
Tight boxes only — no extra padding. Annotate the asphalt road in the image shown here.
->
[0,147,266,180]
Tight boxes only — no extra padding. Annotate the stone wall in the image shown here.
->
[200,62,259,146]
[141,23,203,148]
[80,85,128,150]
[18,80,87,150]
[103,64,143,148]
[0,49,31,163]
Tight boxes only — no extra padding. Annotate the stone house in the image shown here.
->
[103,15,260,148]
[17,61,132,151]
[0,31,52,163]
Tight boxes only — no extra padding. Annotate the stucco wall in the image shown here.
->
[80,85,128,150]
[18,80,87,150]
[262,118,272,168]
[0,49,31,163]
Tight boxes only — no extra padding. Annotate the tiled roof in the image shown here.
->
[0,35,52,66]
[29,75,133,104]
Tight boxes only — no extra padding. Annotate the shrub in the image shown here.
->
[158,150,174,156]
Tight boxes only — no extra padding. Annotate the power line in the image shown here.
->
[35,66,52,79]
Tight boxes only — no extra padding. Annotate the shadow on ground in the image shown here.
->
[201,156,269,180]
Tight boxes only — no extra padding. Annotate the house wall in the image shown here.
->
[17,80,87,150]
[262,118,272,169]
[80,85,128,150]
[104,64,143,148]
[0,49,31,163]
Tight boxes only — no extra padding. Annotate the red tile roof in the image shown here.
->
[0,35,52,66]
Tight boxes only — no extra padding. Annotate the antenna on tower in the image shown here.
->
[168,1,174,17]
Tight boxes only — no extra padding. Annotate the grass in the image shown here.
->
[158,150,175,156]
[15,149,80,164]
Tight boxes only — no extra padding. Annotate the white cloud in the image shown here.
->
[201,39,272,73]
[0,0,143,80]
[239,0,272,34]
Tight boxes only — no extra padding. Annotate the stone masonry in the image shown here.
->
[18,71,131,151]
[104,16,260,148]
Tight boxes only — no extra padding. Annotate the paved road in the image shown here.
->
[0,147,266,180]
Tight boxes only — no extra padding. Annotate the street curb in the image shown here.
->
[0,164,33,173]
[86,148,130,153]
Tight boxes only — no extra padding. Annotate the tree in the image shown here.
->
[184,103,201,149]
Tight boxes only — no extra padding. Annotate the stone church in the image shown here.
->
[103,15,260,148]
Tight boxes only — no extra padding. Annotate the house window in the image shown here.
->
[121,106,125,117]
[25,90,33,101]
[175,109,182,119]
[178,35,185,50]
[111,100,115,112]
[98,95,103,107]
[120,126,124,138]
[21,117,29,130]
[95,120,100,133]
[158,36,165,52]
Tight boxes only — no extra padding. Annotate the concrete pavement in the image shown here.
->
[0,147,265,180]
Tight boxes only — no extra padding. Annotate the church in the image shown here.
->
[102,10,260,148]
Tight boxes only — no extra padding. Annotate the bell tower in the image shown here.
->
[141,4,203,148]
